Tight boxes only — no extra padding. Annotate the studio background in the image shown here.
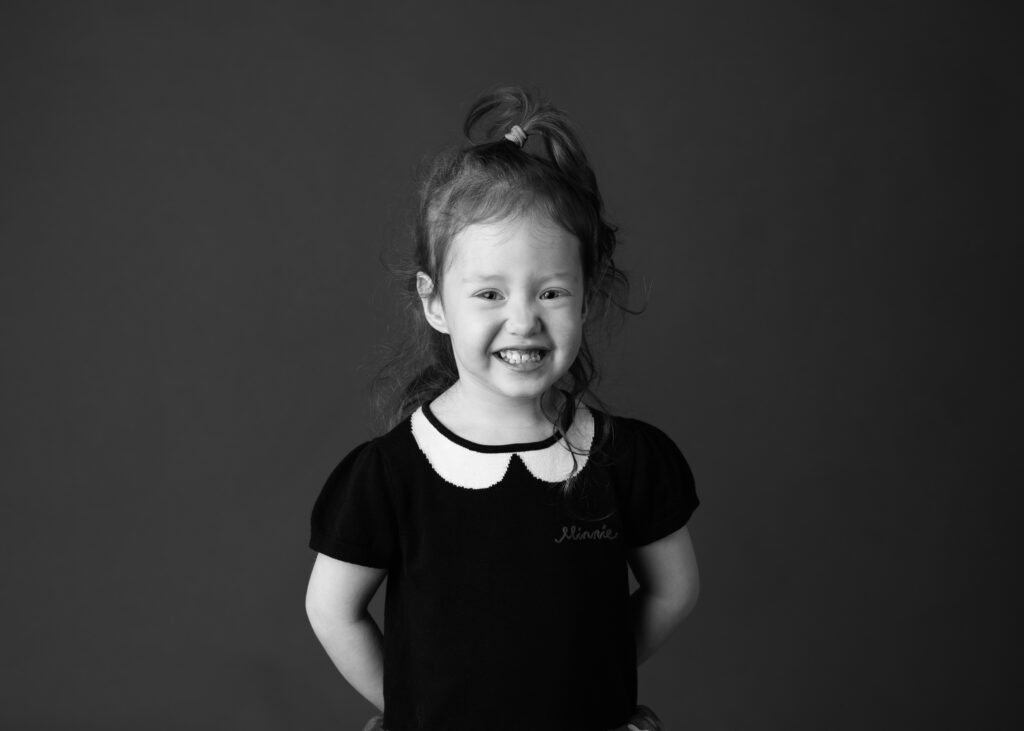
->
[1,2,1016,729]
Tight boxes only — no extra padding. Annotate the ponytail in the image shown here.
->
[463,86,604,218]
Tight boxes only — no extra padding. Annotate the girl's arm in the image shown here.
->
[627,525,700,666]
[305,552,389,712]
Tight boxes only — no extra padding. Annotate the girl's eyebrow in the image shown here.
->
[463,271,579,283]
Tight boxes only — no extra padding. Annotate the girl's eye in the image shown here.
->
[475,290,568,301]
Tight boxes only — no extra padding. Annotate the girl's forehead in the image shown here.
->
[445,213,580,274]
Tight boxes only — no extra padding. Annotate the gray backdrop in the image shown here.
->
[2,2,1017,729]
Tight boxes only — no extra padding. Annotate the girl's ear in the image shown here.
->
[416,272,449,334]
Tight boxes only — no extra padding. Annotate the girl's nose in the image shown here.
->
[505,296,542,336]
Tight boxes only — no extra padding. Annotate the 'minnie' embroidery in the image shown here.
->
[554,524,619,543]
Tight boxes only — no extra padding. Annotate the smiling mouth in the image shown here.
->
[494,349,548,365]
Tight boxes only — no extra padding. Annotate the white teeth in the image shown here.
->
[498,349,544,364]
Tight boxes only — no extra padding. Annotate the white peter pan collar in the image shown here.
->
[409,400,595,489]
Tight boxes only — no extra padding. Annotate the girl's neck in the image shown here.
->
[429,382,565,445]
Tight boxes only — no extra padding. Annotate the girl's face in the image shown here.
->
[418,210,586,410]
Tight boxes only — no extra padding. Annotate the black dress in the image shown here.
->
[310,400,699,731]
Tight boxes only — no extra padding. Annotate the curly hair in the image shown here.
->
[368,84,647,520]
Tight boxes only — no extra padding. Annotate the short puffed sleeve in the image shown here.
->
[621,419,700,547]
[309,439,397,569]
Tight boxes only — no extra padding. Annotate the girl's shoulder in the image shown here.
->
[587,405,700,542]
[317,416,421,491]
[361,410,423,452]
[589,405,690,459]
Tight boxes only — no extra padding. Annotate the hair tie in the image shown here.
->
[504,124,528,147]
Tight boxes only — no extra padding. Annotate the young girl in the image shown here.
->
[305,86,700,731]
